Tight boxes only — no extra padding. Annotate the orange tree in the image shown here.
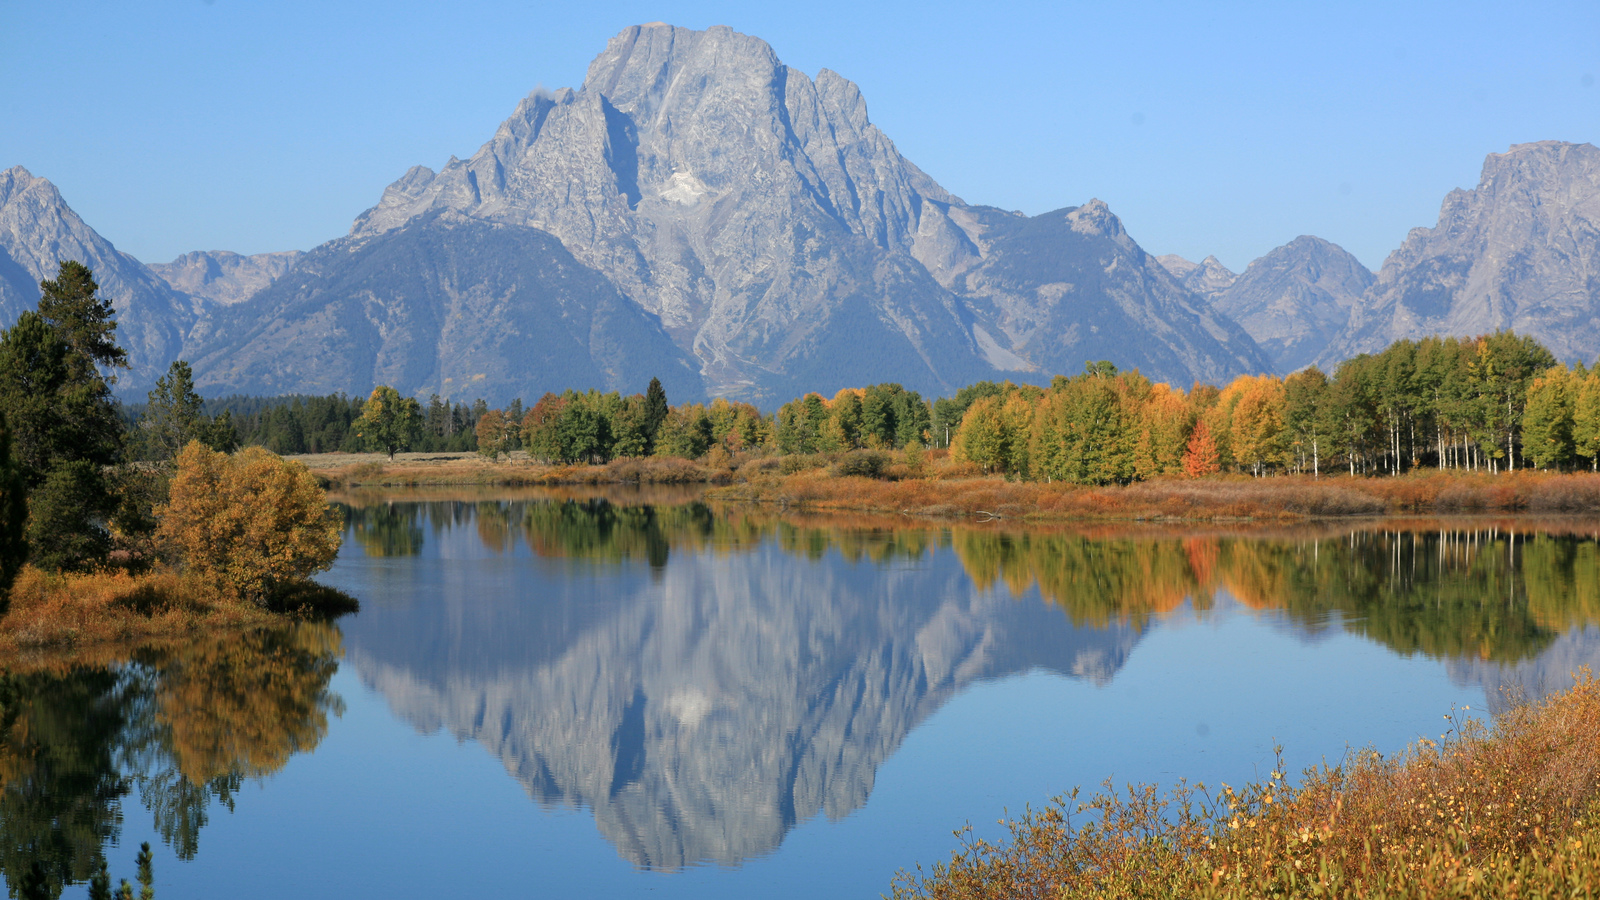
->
[155,442,342,603]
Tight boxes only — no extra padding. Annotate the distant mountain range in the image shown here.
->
[1157,140,1600,374]
[3,25,1599,402]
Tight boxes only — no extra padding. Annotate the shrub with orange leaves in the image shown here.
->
[891,671,1600,900]
[156,442,342,604]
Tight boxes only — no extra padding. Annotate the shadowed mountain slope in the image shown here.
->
[187,211,704,405]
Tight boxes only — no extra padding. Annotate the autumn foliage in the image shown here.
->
[156,442,342,603]
[892,671,1600,900]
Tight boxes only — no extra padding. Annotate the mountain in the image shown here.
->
[149,249,303,307]
[928,203,1272,384]
[1211,236,1374,372]
[186,211,704,405]
[1156,254,1236,301]
[197,23,1269,405]
[1324,141,1600,367]
[0,166,198,390]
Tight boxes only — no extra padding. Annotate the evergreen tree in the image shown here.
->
[140,360,206,461]
[643,377,669,452]
[27,460,113,572]
[88,859,112,900]
[0,283,124,572]
[135,842,153,900]
[0,409,26,602]
[36,260,127,377]
[0,311,121,484]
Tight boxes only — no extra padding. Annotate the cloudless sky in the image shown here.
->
[2,0,1596,271]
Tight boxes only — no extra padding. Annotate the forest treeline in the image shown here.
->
[117,327,1600,485]
[319,329,1598,485]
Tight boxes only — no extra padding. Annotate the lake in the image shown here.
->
[4,489,1599,897]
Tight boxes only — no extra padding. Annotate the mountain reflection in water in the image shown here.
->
[334,496,1600,870]
[0,624,343,899]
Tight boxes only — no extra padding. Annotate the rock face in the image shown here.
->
[0,166,198,389]
[1156,254,1237,301]
[186,211,704,405]
[1324,141,1600,367]
[933,203,1272,384]
[1212,236,1374,372]
[267,23,1273,403]
[149,249,303,307]
[339,520,1139,869]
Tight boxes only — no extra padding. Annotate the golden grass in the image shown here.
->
[307,451,727,487]
[893,671,1600,899]
[712,464,1600,522]
[0,565,354,662]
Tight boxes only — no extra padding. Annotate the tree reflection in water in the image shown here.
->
[0,622,344,898]
[342,494,1600,665]
[333,494,1600,869]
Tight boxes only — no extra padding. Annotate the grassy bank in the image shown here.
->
[893,672,1600,899]
[292,449,1600,520]
[714,462,1600,521]
[0,566,356,659]
[292,449,1600,519]
[302,451,724,488]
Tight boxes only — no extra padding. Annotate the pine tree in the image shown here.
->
[141,360,206,461]
[135,842,154,900]
[88,858,112,900]
[0,409,25,601]
[643,377,669,452]
[36,260,127,377]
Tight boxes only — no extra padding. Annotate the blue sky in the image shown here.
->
[2,0,1596,271]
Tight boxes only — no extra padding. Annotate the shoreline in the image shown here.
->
[294,451,1600,521]
[0,566,357,659]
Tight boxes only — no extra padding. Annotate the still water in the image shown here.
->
[5,490,1600,897]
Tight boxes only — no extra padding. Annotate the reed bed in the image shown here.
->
[892,671,1600,899]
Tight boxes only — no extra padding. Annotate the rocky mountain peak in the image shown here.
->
[148,249,305,307]
[1212,235,1372,372]
[1156,252,1237,301]
[0,166,195,389]
[1067,199,1126,241]
[183,24,1273,402]
[1324,140,1600,367]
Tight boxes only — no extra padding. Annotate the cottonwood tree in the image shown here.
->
[355,386,422,460]
[156,443,342,603]
[475,409,516,460]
